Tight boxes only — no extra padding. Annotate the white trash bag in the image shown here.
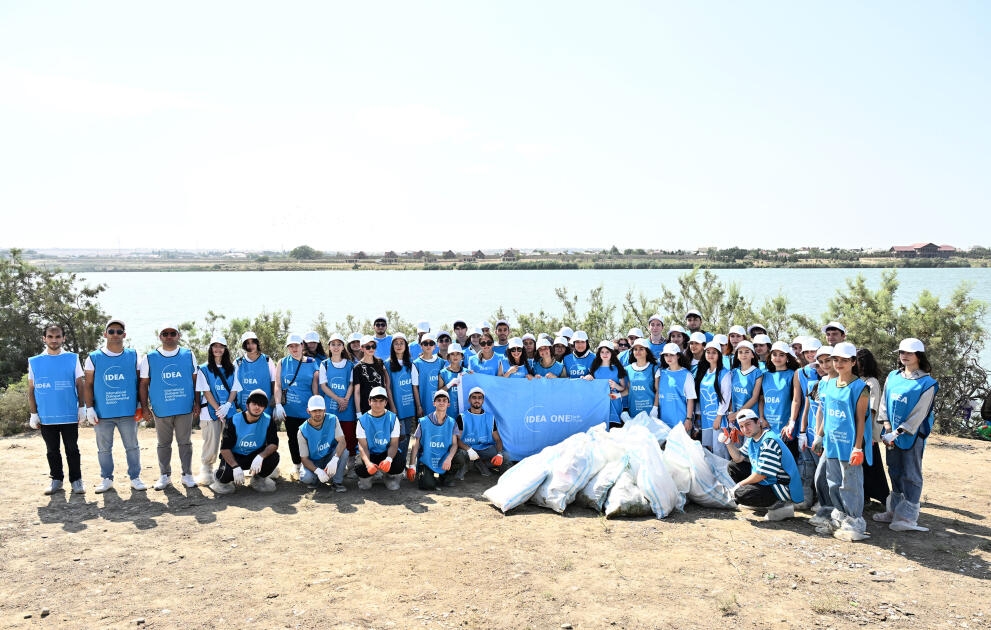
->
[603,467,653,518]
[665,423,736,509]
[483,442,562,512]
[530,432,607,513]
[577,455,628,512]
[631,439,684,518]
[662,425,693,498]
[621,411,672,445]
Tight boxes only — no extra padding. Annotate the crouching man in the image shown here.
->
[211,389,280,494]
[455,387,506,479]
[723,408,804,521]
[299,395,348,492]
[356,386,404,491]
[406,389,461,490]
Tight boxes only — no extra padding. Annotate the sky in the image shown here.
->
[1,1,989,252]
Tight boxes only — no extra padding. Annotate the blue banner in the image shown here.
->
[459,373,610,460]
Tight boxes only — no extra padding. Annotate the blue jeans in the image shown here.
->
[94,416,141,480]
[815,456,864,519]
[887,438,926,518]
[300,452,347,485]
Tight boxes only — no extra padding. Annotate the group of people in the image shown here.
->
[27,310,938,541]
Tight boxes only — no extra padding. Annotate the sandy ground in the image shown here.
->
[1,426,989,630]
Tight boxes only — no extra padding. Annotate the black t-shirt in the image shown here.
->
[352,360,386,413]
[220,416,280,455]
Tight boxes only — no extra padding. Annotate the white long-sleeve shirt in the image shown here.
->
[877,369,937,436]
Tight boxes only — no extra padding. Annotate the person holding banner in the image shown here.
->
[355,386,403,491]
[521,333,537,364]
[298,395,348,491]
[563,331,594,378]
[532,338,566,378]
[467,332,504,376]
[407,389,461,490]
[584,341,627,426]
[552,336,571,363]
[455,387,506,478]
[502,338,534,379]
[386,333,417,470]
[626,339,659,418]
[319,333,357,475]
[694,340,732,458]
[657,343,696,433]
[194,335,241,486]
[438,343,467,414]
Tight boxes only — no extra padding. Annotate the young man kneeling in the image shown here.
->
[298,395,348,491]
[356,387,404,491]
[455,387,506,479]
[406,390,461,490]
[211,389,280,494]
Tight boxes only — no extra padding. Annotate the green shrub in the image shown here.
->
[0,375,31,436]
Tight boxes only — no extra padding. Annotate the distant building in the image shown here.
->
[890,243,956,258]
[222,252,248,259]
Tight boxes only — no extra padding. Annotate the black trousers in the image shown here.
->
[285,417,306,465]
[40,424,81,482]
[215,450,280,482]
[356,450,398,478]
[863,442,891,504]
[728,459,780,508]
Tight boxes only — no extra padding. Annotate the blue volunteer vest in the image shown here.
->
[658,368,692,428]
[592,365,623,424]
[30,352,80,424]
[300,416,339,461]
[461,410,495,451]
[236,354,272,409]
[468,353,502,376]
[279,356,318,418]
[418,414,456,474]
[89,349,138,419]
[386,360,417,418]
[883,370,938,449]
[439,364,465,413]
[492,343,508,357]
[503,361,530,378]
[358,410,397,454]
[821,379,873,464]
[532,360,564,378]
[618,349,632,366]
[231,411,271,456]
[802,369,823,444]
[563,353,594,378]
[199,363,236,420]
[647,340,666,357]
[373,335,393,360]
[413,356,445,415]
[721,355,733,371]
[746,429,804,503]
[147,348,195,416]
[321,359,355,422]
[699,369,726,429]
[627,363,657,416]
[761,369,795,434]
[730,367,762,412]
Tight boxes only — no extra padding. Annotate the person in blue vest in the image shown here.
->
[687,332,706,371]
[409,321,430,359]
[618,327,643,366]
[235,331,275,411]
[759,341,799,458]
[723,408,804,521]
[355,386,403,491]
[822,321,847,347]
[729,340,763,435]
[455,387,506,478]
[521,333,537,365]
[84,318,146,493]
[209,388,280,494]
[194,335,241,486]
[502,338,534,379]
[467,332,504,376]
[562,331,594,378]
[29,323,87,495]
[751,334,772,371]
[532,338,567,378]
[873,338,938,532]
[583,341,628,427]
[436,330,453,362]
[626,339,659,418]
[657,343,697,432]
[452,318,470,351]
[666,325,689,352]
[139,323,199,491]
[303,331,326,362]
[272,333,320,479]
[552,335,572,364]
[438,343,467,415]
[371,314,393,360]
[684,309,714,343]
[694,341,733,458]
[406,389,462,490]
[645,314,667,355]
[320,332,357,475]
[298,395,348,491]
[412,332,445,417]
[493,319,512,356]
[809,342,872,542]
[385,332,417,470]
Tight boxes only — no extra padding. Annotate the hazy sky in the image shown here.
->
[1,2,988,252]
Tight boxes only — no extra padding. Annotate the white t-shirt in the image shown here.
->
[195,364,243,421]
[355,415,401,439]
[27,348,84,381]
[138,347,197,378]
[296,422,346,459]
[628,362,660,379]
[318,359,351,384]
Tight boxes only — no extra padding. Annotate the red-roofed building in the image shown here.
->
[890,243,956,258]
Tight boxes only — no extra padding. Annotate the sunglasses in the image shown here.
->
[160,331,178,337]
[106,328,124,335]
[479,341,493,347]
[363,344,377,350]
[509,347,523,352]
[421,341,436,346]
[374,322,386,327]
[616,343,630,349]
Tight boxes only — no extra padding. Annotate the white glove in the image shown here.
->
[717,431,729,445]
[730,482,742,495]
[250,455,264,474]
[882,431,897,445]
[273,403,286,421]
[325,456,340,477]
[29,413,40,429]
[86,407,99,424]
[649,406,659,419]
[811,434,824,452]
[798,434,808,451]
[467,448,479,461]
[216,402,231,418]
[232,467,246,485]
[77,407,87,422]
[315,467,330,483]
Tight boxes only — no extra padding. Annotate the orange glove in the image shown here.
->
[849,448,865,466]
[730,428,742,444]
[406,466,416,482]
[491,454,504,467]
[365,462,379,475]
[134,408,143,423]
[378,458,392,473]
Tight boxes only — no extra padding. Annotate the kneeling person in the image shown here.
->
[298,395,348,492]
[723,409,804,521]
[211,389,280,494]
[406,390,461,490]
[455,387,506,479]
[356,386,403,491]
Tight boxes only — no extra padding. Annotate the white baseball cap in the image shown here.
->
[661,342,682,356]
[452,318,467,328]
[106,317,126,330]
[704,341,722,352]
[507,337,523,350]
[668,324,687,336]
[240,331,259,345]
[479,321,493,330]
[448,342,465,355]
[714,334,729,346]
[557,326,574,338]
[348,332,363,343]
[627,327,644,338]
[553,336,568,347]
[537,332,552,341]
[368,386,388,399]
[303,331,320,343]
[632,338,651,350]
[416,321,431,333]
[421,332,437,343]
[747,324,766,337]
[802,338,823,352]
[470,327,483,336]
[360,335,376,346]
[571,330,589,342]
[791,335,807,347]
[495,318,510,327]
[735,340,755,353]
[752,334,772,345]
[898,338,925,353]
[816,345,834,358]
[468,386,485,397]
[307,395,325,411]
[648,313,665,324]
[736,408,758,422]
[683,310,700,320]
[246,388,269,406]
[328,332,345,344]
[159,323,180,334]
[536,338,552,349]
[436,330,452,341]
[374,314,388,323]
[689,332,707,344]
[208,334,227,347]
[770,341,791,354]
[822,321,846,334]
[432,389,450,401]
[285,333,304,346]
[728,325,747,336]
[521,333,536,342]
[831,342,858,359]
[392,332,406,342]
[597,340,614,351]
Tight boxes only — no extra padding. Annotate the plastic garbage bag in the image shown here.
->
[630,439,684,518]
[577,456,628,512]
[483,442,562,512]
[662,426,693,497]
[665,423,736,508]
[530,432,607,513]
[621,411,672,445]
[603,468,653,518]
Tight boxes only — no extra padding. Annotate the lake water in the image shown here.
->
[80,268,991,363]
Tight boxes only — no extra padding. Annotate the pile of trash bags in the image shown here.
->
[483,411,737,518]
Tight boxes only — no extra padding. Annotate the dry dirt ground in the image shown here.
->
[1,427,989,630]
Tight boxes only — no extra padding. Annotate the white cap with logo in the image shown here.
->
[898,338,925,353]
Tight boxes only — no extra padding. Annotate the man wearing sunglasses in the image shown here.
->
[371,315,392,360]
[139,323,199,490]
[413,333,444,418]
[84,318,146,493]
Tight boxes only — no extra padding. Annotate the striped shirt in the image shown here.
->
[747,431,791,501]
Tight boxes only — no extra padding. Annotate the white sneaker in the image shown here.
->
[94,478,114,494]
[153,474,171,490]
[385,476,401,491]
[180,474,196,488]
[250,475,277,493]
[765,504,795,521]
[195,470,214,487]
[209,479,235,495]
[357,477,373,490]
[44,479,63,495]
[71,480,85,494]
[130,478,147,491]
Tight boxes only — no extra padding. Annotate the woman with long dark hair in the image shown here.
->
[320,333,356,483]
[583,341,628,426]
[695,341,732,457]
[273,333,320,478]
[657,343,696,432]
[626,339,659,418]
[303,331,327,362]
[195,335,239,486]
[760,341,799,459]
[502,338,534,379]
[856,347,890,508]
